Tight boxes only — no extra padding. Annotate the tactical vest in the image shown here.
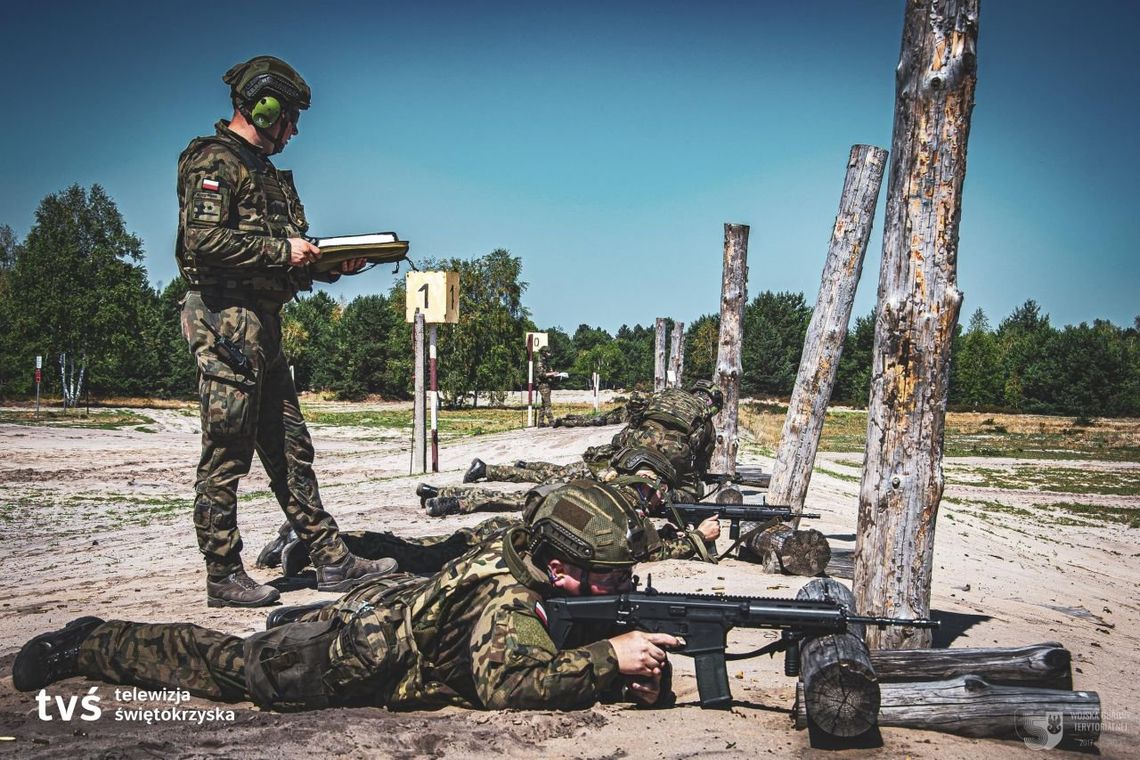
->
[641,388,710,435]
[176,129,312,301]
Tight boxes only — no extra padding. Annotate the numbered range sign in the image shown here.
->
[405,271,460,324]
[525,332,548,351]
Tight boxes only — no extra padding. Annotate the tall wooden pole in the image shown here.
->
[711,223,748,475]
[854,0,979,649]
[772,145,888,529]
[669,320,685,388]
[412,312,426,474]
[653,318,668,391]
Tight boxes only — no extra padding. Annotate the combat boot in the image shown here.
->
[207,569,281,608]
[256,522,297,569]
[12,616,105,691]
[416,483,439,505]
[281,538,312,578]
[315,553,399,593]
[462,458,486,483]
[552,418,562,427]
[424,496,461,517]
[265,600,334,629]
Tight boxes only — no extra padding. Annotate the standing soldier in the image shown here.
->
[176,55,397,607]
[535,347,555,427]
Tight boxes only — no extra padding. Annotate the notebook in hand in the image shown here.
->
[308,232,409,272]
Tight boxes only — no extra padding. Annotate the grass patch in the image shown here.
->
[953,498,1137,529]
[948,464,1140,496]
[814,466,860,483]
[0,409,155,429]
[737,406,1140,462]
[303,403,626,440]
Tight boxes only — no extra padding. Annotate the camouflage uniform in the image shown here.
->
[178,121,350,578]
[76,531,630,710]
[340,516,517,573]
[434,485,531,514]
[535,350,554,428]
[555,405,630,428]
[484,460,592,484]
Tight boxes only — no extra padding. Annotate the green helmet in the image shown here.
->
[688,379,723,415]
[527,480,649,568]
[610,446,677,486]
[223,55,312,116]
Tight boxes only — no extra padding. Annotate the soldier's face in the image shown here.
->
[551,560,633,596]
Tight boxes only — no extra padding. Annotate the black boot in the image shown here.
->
[424,496,462,517]
[265,601,334,630]
[281,538,312,578]
[12,616,105,691]
[416,483,439,506]
[255,522,297,569]
[315,554,399,593]
[462,458,487,484]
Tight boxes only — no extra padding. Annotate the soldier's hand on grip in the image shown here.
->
[608,630,682,677]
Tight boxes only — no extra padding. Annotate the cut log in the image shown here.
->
[744,524,831,576]
[654,317,668,392]
[795,579,879,738]
[711,223,748,474]
[794,676,1099,746]
[877,676,1100,745]
[870,643,1072,690]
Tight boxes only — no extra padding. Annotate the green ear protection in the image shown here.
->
[250,95,284,128]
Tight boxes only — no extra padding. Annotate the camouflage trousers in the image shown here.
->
[183,291,347,578]
[483,460,590,484]
[77,575,424,707]
[434,485,533,514]
[555,406,628,428]
[536,383,553,427]
[340,516,517,573]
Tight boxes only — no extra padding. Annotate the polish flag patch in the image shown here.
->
[534,602,548,627]
[201,178,220,191]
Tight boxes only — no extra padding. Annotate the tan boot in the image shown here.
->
[206,569,280,608]
[315,554,399,593]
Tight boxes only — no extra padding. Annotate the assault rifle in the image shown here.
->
[703,465,771,489]
[545,579,939,709]
[666,502,820,540]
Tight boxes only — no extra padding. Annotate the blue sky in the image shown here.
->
[1,1,1136,333]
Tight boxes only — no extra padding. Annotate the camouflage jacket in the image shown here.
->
[176,120,335,303]
[339,530,625,710]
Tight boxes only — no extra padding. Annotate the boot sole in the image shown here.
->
[207,590,281,608]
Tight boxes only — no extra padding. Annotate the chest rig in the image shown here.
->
[178,130,313,300]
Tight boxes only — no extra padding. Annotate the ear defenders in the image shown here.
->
[250,94,284,128]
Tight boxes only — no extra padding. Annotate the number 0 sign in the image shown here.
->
[405,271,460,324]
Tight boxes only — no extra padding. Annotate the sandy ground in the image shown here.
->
[0,404,1137,759]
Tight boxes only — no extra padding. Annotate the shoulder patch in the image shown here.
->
[190,190,224,224]
[510,611,556,654]
[534,601,548,627]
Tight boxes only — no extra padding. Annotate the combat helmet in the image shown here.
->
[610,446,677,486]
[527,480,650,568]
[223,55,311,152]
[688,379,723,416]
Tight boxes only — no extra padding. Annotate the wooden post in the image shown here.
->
[770,145,888,530]
[526,334,535,428]
[854,0,979,649]
[711,224,748,475]
[870,643,1073,690]
[795,578,880,738]
[669,320,685,388]
[412,312,426,474]
[653,317,668,391]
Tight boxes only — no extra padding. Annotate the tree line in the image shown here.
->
[2,185,1138,417]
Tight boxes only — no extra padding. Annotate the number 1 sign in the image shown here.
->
[405,271,460,324]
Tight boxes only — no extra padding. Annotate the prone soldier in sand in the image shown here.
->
[450,381,721,508]
[178,55,396,607]
[13,481,682,712]
[260,447,721,578]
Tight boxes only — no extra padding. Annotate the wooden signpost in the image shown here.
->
[406,271,460,473]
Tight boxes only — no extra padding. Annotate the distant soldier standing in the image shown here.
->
[176,55,397,607]
[535,347,555,427]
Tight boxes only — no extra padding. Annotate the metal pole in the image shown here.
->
[412,312,426,474]
[526,334,535,428]
[593,371,599,411]
[429,324,439,473]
